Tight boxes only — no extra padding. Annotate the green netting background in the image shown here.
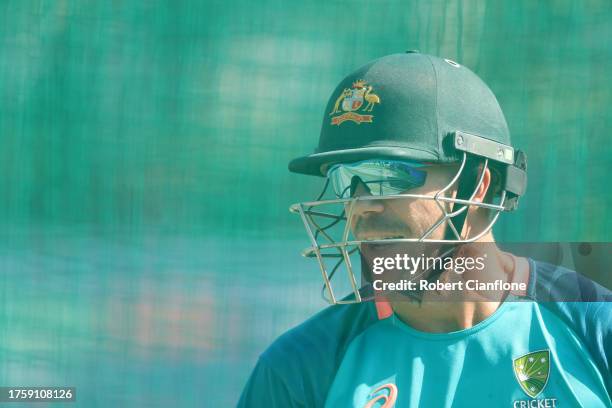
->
[0,1,610,406]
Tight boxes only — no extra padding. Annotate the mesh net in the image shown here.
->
[0,1,610,405]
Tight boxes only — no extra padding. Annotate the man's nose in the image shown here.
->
[349,177,385,217]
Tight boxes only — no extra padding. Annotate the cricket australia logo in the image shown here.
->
[513,350,550,398]
[329,79,380,126]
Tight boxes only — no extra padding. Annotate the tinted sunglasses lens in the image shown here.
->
[328,161,427,198]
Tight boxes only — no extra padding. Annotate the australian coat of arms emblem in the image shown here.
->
[329,79,380,126]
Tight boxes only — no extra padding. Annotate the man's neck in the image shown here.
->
[390,241,516,333]
[392,300,504,333]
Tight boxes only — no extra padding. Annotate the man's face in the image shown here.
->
[345,163,461,286]
[349,164,459,244]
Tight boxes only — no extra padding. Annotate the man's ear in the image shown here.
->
[473,168,491,203]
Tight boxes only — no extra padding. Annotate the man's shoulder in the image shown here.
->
[260,300,378,367]
[529,258,612,302]
[529,259,611,393]
[240,301,379,407]
[529,258,611,338]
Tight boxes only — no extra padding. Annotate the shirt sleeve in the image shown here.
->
[560,301,612,394]
[530,260,612,394]
[236,300,377,407]
[237,356,304,408]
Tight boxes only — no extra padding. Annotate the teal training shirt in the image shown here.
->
[238,261,611,407]
[324,301,609,407]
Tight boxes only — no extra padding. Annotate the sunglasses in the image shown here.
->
[327,160,428,199]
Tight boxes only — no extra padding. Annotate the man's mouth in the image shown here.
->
[352,216,414,242]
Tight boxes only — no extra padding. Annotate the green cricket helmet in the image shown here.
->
[288,52,527,305]
[290,51,517,175]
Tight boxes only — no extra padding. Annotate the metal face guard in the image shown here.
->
[290,152,508,305]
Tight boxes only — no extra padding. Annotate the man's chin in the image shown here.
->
[359,240,449,279]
